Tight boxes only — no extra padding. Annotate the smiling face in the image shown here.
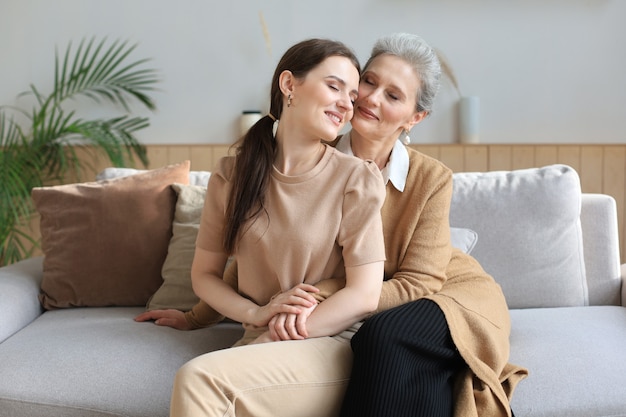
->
[351,54,426,146]
[282,55,360,142]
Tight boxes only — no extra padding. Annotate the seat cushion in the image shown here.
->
[451,164,587,308]
[509,306,626,417]
[0,307,243,417]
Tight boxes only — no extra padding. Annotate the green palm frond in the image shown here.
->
[67,116,150,167]
[0,112,41,265]
[0,113,38,218]
[1,226,38,267]
[52,37,159,111]
[1,37,159,265]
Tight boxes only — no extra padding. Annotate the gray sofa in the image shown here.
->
[1,163,625,417]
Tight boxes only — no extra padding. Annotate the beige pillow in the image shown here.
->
[32,161,191,309]
[146,183,206,311]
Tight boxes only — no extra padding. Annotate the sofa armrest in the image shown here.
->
[0,257,44,343]
[622,263,626,307]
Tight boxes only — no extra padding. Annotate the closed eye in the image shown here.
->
[362,77,375,86]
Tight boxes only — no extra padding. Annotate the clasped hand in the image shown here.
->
[134,283,321,343]
[254,283,319,343]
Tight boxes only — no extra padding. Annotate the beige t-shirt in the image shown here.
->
[196,144,386,307]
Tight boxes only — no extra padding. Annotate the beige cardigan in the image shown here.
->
[186,146,528,417]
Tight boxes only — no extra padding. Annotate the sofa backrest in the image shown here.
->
[99,164,622,309]
[450,164,620,309]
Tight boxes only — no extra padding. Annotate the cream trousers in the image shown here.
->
[170,326,359,417]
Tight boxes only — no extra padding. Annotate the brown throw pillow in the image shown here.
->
[32,161,191,309]
[146,183,206,311]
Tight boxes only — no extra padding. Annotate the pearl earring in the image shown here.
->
[401,129,411,145]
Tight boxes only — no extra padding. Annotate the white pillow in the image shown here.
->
[450,164,587,309]
[97,167,211,186]
[450,227,478,254]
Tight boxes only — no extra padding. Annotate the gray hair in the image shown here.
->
[364,33,441,115]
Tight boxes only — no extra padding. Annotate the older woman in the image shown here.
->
[137,33,527,417]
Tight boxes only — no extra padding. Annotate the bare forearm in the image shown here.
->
[304,262,383,337]
[304,287,375,337]
[192,274,258,324]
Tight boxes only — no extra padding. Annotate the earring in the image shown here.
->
[401,129,411,145]
[287,94,292,108]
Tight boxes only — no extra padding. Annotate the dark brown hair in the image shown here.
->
[223,38,360,254]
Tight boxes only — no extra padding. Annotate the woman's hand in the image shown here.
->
[269,301,317,341]
[253,283,319,327]
[134,309,191,330]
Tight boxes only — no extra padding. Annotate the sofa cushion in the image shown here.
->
[509,306,626,417]
[450,227,478,254]
[32,161,190,309]
[147,183,205,311]
[450,164,587,308]
[0,307,243,417]
[97,167,211,187]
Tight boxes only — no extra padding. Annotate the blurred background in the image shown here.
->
[1,0,624,144]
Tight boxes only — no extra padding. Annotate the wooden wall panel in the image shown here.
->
[415,145,440,161]
[463,146,488,172]
[557,146,581,172]
[146,146,169,170]
[438,145,464,172]
[580,146,604,194]
[488,146,512,171]
[166,146,192,169]
[534,145,558,168]
[512,146,536,170]
[603,147,626,263]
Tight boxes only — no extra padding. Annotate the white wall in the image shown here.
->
[1,0,624,144]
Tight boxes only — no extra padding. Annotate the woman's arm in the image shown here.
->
[183,260,239,329]
[306,261,382,337]
[190,247,252,323]
[266,261,383,341]
[375,160,453,312]
[192,247,319,327]
[134,260,238,330]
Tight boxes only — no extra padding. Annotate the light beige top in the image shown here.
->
[196,144,386,308]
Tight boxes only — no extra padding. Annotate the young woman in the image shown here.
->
[168,38,387,416]
[138,34,527,417]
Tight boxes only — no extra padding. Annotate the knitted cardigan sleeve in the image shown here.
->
[375,157,453,312]
[315,151,454,313]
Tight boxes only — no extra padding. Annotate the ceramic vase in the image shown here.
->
[459,96,480,144]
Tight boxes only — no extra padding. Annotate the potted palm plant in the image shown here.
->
[0,37,159,266]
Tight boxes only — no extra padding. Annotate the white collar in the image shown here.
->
[336,132,408,192]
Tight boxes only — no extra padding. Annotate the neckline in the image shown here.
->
[272,144,333,184]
